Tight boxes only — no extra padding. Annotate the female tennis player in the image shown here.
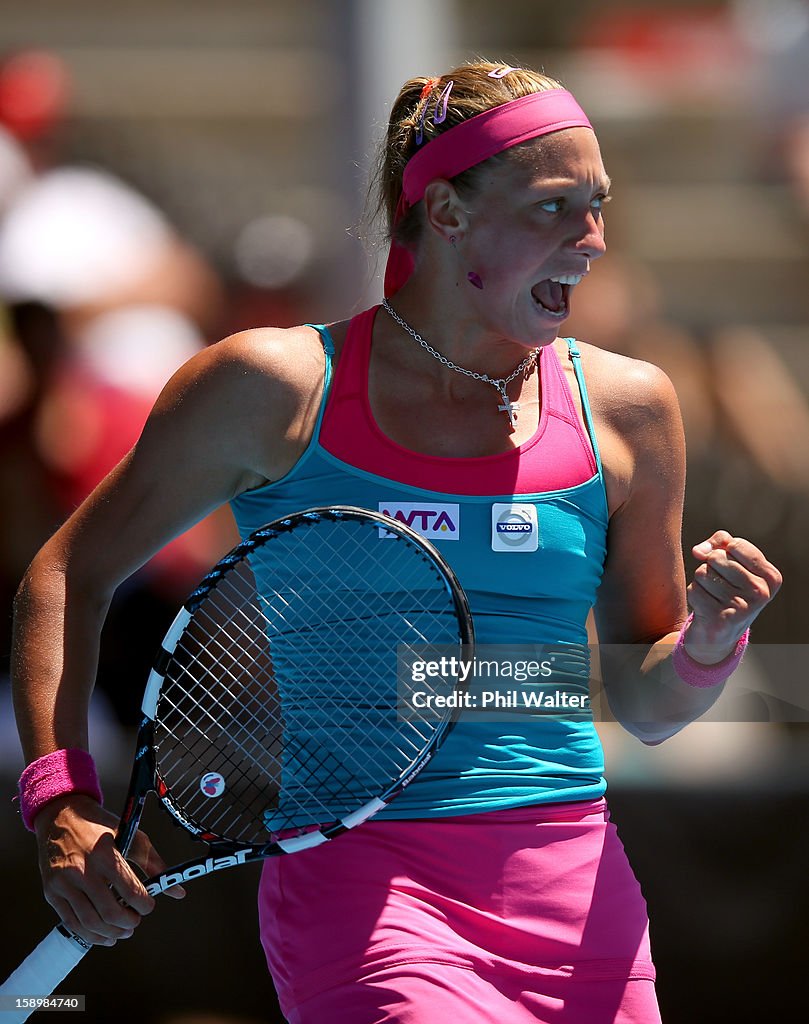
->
[11,61,781,1022]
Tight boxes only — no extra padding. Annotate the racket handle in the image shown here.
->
[0,926,89,1022]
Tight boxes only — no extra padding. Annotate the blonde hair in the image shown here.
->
[368,60,563,249]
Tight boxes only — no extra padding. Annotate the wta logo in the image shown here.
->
[200,772,226,798]
[378,502,460,540]
[491,504,540,552]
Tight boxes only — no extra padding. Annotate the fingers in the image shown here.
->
[691,555,755,609]
[692,532,782,598]
[692,532,782,581]
[44,834,147,946]
[49,892,128,948]
[127,829,186,901]
[36,799,172,946]
[107,841,158,916]
[688,531,782,633]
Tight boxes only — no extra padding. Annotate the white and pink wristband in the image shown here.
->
[671,613,750,688]
[17,748,103,832]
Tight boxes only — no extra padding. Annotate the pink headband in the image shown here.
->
[384,88,593,296]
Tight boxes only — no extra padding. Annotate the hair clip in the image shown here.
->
[432,80,454,125]
[487,66,519,79]
[415,77,441,145]
[415,103,428,145]
[419,76,441,100]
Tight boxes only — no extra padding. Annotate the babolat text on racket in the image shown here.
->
[1,506,474,1020]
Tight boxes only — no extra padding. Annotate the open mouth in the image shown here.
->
[531,273,583,319]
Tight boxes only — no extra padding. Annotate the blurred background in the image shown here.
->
[0,0,807,1021]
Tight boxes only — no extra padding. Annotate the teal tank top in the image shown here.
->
[230,307,609,817]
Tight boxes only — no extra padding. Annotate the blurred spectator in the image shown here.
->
[572,3,747,110]
[710,325,809,496]
[0,49,235,727]
[740,0,809,220]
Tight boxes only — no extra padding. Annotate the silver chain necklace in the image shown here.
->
[381,298,540,428]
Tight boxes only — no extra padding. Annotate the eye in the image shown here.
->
[538,198,564,214]
[591,194,612,214]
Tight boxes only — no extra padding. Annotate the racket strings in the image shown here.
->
[252,533,450,813]
[158,614,290,836]
[153,517,464,844]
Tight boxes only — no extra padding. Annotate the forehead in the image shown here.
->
[497,128,609,189]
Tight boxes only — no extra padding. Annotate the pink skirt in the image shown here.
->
[258,799,660,1023]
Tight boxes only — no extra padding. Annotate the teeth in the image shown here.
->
[549,274,583,286]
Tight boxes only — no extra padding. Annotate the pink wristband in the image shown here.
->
[17,748,103,831]
[672,614,750,688]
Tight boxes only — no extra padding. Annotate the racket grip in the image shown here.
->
[0,926,89,1022]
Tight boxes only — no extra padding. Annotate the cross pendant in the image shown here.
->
[497,397,520,428]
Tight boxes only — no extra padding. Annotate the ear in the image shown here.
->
[421,179,469,243]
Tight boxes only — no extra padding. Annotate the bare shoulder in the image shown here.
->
[154,323,327,418]
[223,323,328,366]
[556,338,685,516]
[569,338,682,437]
[145,323,330,487]
[174,323,326,394]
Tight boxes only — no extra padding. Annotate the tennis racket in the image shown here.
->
[1,505,474,1021]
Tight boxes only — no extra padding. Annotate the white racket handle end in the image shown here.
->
[0,926,89,1022]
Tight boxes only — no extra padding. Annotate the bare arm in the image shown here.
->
[592,356,781,744]
[11,325,325,944]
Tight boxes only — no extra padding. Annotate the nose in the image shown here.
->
[567,208,607,262]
